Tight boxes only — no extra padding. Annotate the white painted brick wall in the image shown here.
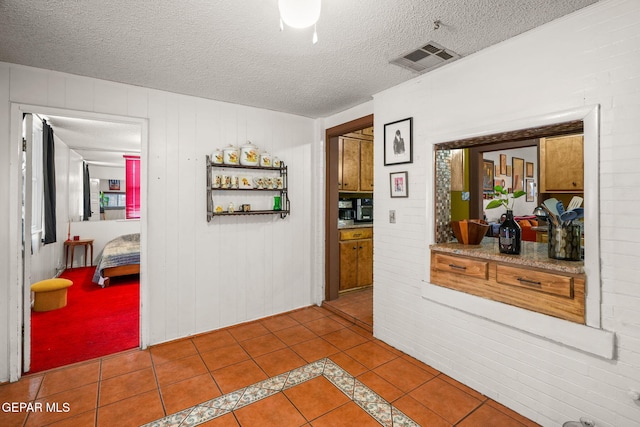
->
[372,1,640,425]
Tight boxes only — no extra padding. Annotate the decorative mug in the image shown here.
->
[231,176,239,189]
[252,177,264,189]
[263,177,272,189]
[212,174,222,188]
[273,177,283,189]
[221,175,231,189]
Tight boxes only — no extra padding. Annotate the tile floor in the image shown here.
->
[322,287,374,333]
[0,304,539,426]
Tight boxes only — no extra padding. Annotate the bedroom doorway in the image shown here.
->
[14,104,147,375]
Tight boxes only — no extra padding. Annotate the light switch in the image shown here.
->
[389,210,396,223]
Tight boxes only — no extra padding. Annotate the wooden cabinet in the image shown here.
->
[359,139,374,191]
[338,130,374,192]
[339,228,373,291]
[339,137,361,191]
[539,134,584,192]
[430,250,585,324]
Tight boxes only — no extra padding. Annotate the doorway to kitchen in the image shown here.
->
[323,114,374,332]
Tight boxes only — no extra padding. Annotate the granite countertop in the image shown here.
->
[338,222,373,230]
[430,238,584,274]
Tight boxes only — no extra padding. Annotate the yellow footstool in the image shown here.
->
[31,278,73,312]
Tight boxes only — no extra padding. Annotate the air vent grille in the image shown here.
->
[391,41,460,73]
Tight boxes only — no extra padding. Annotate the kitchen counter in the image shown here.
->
[430,238,584,274]
[338,222,373,230]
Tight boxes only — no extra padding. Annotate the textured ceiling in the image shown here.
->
[41,115,141,167]
[4,1,599,164]
[1,0,599,120]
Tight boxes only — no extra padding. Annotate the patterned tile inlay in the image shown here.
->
[142,358,419,427]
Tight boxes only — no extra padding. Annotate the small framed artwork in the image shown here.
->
[506,165,512,177]
[495,165,499,176]
[500,154,507,175]
[390,171,409,198]
[108,179,120,190]
[526,179,536,202]
[482,160,494,192]
[526,162,534,178]
[512,157,524,192]
[384,117,413,165]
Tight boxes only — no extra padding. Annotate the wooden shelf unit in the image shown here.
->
[206,156,290,221]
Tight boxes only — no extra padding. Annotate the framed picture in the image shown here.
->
[108,179,120,190]
[506,165,512,177]
[500,154,507,175]
[512,157,524,192]
[384,117,413,165]
[482,160,494,192]
[390,171,408,198]
[526,179,536,202]
[526,162,534,178]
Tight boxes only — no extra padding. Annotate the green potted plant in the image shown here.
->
[486,185,526,254]
[485,185,526,210]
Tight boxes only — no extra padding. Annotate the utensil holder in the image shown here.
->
[548,222,582,260]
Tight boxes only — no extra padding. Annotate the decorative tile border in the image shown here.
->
[142,358,419,427]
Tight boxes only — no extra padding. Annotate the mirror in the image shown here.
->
[434,120,584,243]
[42,115,142,222]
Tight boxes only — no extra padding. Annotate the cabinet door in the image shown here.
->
[360,139,374,191]
[357,239,373,287]
[339,240,359,290]
[341,137,360,191]
[338,137,344,189]
[540,135,584,192]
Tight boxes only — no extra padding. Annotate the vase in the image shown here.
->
[498,210,521,254]
[548,221,582,260]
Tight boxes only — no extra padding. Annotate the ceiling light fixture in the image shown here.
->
[278,0,321,44]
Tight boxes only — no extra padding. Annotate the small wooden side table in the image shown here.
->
[64,239,94,269]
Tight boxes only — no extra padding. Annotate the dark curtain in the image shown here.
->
[83,162,91,220]
[42,120,57,244]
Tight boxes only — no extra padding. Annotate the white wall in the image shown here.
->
[483,147,538,220]
[370,1,640,426]
[28,125,74,283]
[0,62,317,382]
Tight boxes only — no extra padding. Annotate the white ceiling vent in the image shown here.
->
[390,41,460,74]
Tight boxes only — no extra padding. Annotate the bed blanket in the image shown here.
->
[92,233,140,286]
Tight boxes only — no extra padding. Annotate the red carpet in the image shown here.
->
[29,267,139,373]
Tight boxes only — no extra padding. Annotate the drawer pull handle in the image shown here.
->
[353,233,361,237]
[448,263,467,270]
[517,277,542,286]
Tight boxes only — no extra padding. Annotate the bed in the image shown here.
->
[92,233,140,287]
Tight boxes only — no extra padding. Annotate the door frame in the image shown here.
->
[8,103,149,381]
[324,114,373,301]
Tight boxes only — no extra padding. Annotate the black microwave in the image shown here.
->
[356,198,373,222]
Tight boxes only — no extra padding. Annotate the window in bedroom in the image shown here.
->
[124,155,140,219]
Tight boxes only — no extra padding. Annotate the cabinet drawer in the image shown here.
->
[496,264,573,298]
[433,254,488,280]
[340,228,373,241]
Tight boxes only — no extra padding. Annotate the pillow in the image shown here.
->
[518,219,531,227]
